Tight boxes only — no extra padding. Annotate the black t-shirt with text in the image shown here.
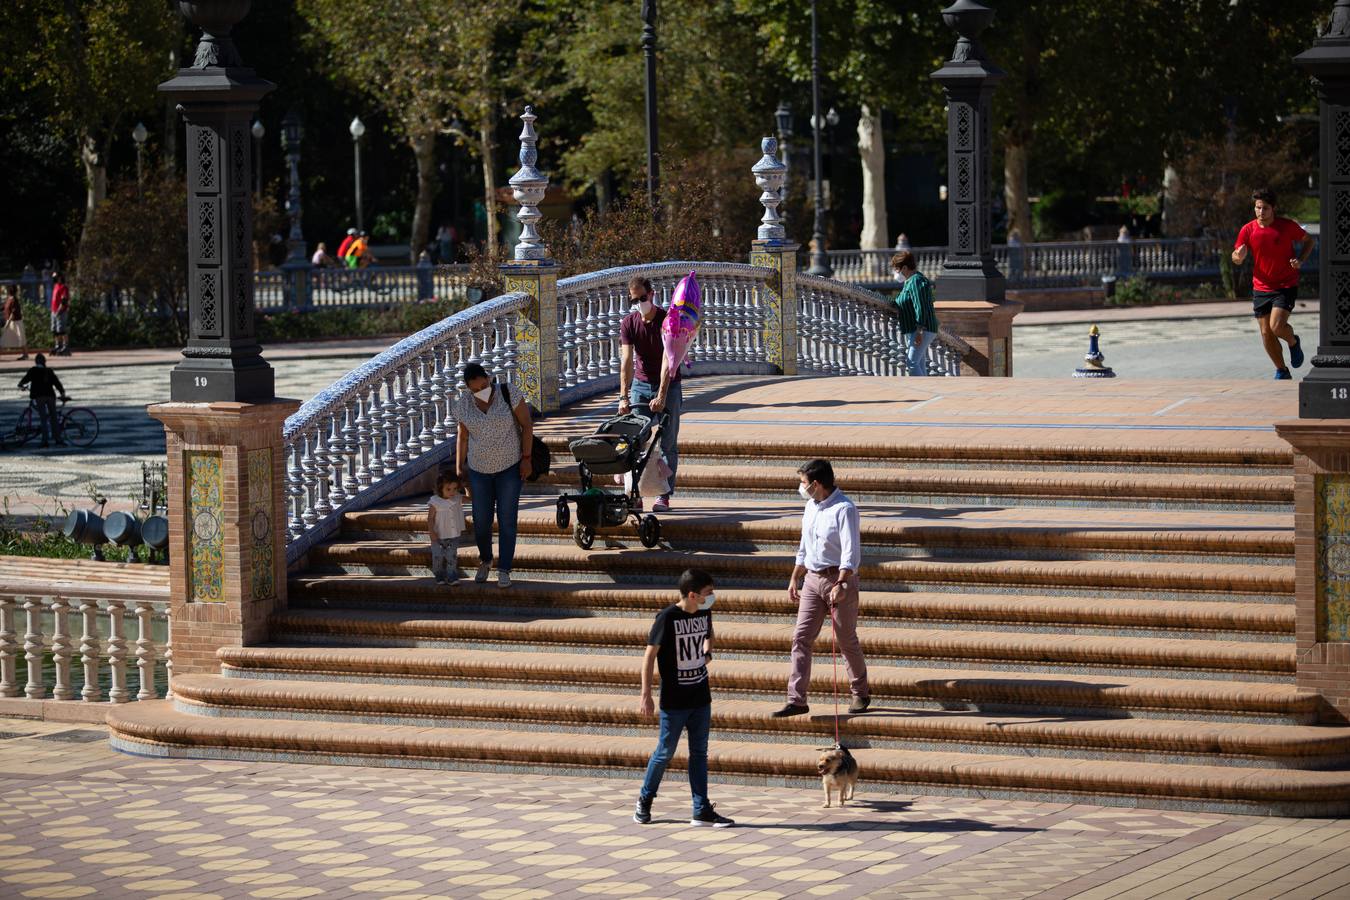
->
[648,605,713,710]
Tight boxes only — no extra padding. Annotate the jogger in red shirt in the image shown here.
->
[1232,188,1316,379]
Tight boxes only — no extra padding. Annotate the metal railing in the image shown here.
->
[0,585,171,705]
[829,237,1235,289]
[282,291,531,560]
[797,274,968,376]
[256,263,471,311]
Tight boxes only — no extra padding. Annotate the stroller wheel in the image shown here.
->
[555,497,570,530]
[638,515,661,549]
[574,524,595,550]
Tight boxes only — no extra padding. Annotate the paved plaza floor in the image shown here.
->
[4,718,1348,899]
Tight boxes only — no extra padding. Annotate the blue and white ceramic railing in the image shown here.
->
[282,291,532,560]
[797,274,968,376]
[0,588,171,705]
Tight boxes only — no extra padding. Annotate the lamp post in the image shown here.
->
[132,122,148,198]
[641,0,660,215]
[775,101,793,225]
[807,0,831,276]
[349,115,366,231]
[250,118,264,196]
[280,110,306,266]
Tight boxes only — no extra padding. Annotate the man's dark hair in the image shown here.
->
[34,353,46,366]
[628,276,653,298]
[1252,188,1277,206]
[678,568,715,599]
[462,362,490,383]
[797,459,835,490]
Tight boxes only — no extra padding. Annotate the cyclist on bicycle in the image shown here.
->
[17,352,67,447]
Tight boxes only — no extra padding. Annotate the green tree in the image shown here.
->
[8,0,179,246]
[298,0,522,257]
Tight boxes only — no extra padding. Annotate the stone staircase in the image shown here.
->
[107,430,1350,816]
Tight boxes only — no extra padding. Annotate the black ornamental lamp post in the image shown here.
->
[642,0,660,214]
[931,0,1006,303]
[159,0,275,404]
[1295,0,1350,418]
[806,0,832,276]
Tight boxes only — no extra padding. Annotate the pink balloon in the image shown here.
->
[662,272,702,375]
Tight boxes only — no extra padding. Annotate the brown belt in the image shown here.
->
[809,566,840,576]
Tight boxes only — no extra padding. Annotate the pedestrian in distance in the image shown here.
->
[618,275,680,512]
[774,459,869,718]
[311,242,335,268]
[454,362,533,589]
[49,272,70,356]
[890,251,939,377]
[1231,188,1316,380]
[17,352,67,447]
[1,285,27,360]
[427,470,466,586]
[634,567,735,828]
[336,227,358,261]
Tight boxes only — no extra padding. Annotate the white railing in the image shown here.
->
[556,261,779,400]
[0,585,171,705]
[282,291,532,560]
[797,274,968,376]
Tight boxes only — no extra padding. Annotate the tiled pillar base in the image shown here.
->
[935,299,1023,377]
[500,260,559,413]
[149,400,299,677]
[749,240,800,376]
[1274,419,1350,723]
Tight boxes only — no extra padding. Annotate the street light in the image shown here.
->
[132,122,148,197]
[349,115,366,231]
[807,0,832,276]
[774,101,793,223]
[251,118,264,196]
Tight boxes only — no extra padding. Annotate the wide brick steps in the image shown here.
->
[165,675,1350,769]
[212,647,1319,724]
[289,576,1295,638]
[306,540,1294,597]
[530,463,1293,509]
[105,700,1350,816]
[267,609,1295,679]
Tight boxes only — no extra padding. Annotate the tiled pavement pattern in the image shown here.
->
[5,720,1349,900]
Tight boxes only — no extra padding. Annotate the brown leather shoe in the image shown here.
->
[771,703,809,718]
[848,695,870,714]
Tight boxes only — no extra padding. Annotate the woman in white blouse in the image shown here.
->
[454,362,534,588]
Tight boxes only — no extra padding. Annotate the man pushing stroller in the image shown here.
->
[618,276,681,512]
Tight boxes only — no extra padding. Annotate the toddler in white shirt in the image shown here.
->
[428,471,466,585]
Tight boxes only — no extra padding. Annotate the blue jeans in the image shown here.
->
[638,703,710,815]
[468,464,522,571]
[627,379,681,495]
[906,330,930,377]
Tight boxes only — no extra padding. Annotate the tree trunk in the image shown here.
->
[80,131,108,245]
[480,118,499,251]
[1003,139,1032,241]
[410,131,438,263]
[857,104,888,261]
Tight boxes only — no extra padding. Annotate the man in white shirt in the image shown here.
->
[774,459,869,717]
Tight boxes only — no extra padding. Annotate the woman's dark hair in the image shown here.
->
[678,568,715,599]
[797,458,836,491]
[462,362,490,383]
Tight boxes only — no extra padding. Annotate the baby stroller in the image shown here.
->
[555,405,670,550]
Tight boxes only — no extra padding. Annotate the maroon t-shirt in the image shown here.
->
[620,306,679,385]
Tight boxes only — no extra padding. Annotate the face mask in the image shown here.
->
[638,300,654,316]
[699,592,716,611]
[473,386,493,402]
[894,271,908,284]
[798,483,813,501]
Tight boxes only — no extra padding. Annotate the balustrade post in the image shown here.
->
[78,599,99,702]
[500,106,559,412]
[22,597,45,700]
[749,136,800,376]
[50,597,75,700]
[0,596,17,698]
[106,599,130,703]
[135,600,158,701]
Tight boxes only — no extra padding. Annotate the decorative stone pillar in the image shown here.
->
[749,137,799,376]
[151,1,298,678]
[930,0,1021,376]
[148,400,298,676]
[158,0,275,404]
[1272,3,1350,723]
[499,106,558,412]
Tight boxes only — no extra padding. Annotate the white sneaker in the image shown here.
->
[497,571,512,589]
[475,563,491,583]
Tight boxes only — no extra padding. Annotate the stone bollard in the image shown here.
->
[1073,325,1115,378]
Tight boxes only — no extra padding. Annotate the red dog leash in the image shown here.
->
[829,602,841,747]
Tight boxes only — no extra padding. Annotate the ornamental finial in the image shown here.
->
[751,136,787,241]
[177,0,250,68]
[508,105,550,261]
[941,0,996,63]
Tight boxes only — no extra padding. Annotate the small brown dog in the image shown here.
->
[817,745,859,808]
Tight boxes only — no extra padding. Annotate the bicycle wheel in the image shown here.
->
[9,407,35,447]
[61,407,99,448]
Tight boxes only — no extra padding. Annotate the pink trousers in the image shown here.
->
[787,570,868,705]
